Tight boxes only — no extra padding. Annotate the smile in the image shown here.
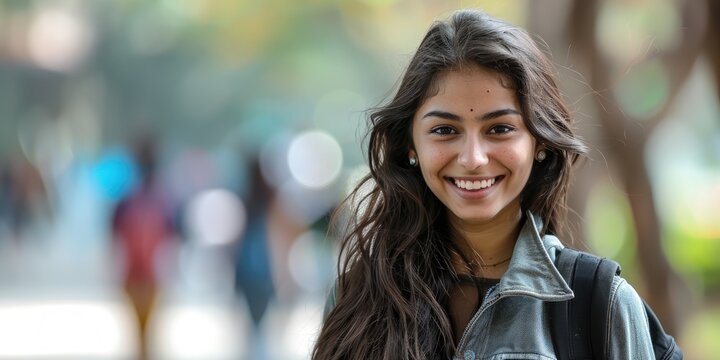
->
[449,176,502,191]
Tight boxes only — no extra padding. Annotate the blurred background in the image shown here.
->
[0,0,717,359]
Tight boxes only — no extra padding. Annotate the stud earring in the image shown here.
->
[409,156,418,166]
[536,150,547,162]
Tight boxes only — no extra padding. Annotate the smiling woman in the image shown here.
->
[411,65,535,227]
[312,9,660,360]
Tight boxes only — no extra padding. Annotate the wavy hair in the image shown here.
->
[312,9,587,360]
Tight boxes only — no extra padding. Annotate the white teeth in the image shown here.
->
[453,177,496,190]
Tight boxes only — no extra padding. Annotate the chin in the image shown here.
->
[450,208,500,224]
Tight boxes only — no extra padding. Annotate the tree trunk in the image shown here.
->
[529,0,707,334]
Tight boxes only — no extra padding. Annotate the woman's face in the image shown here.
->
[411,64,537,225]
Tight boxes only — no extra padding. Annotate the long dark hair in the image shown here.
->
[313,9,587,360]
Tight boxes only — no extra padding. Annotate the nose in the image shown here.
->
[457,136,489,169]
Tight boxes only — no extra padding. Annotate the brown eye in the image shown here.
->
[488,125,515,135]
[431,126,458,135]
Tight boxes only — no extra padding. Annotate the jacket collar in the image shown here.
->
[492,211,574,301]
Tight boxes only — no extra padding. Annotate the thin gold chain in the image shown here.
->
[476,256,511,268]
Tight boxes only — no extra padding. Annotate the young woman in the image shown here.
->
[313,9,654,360]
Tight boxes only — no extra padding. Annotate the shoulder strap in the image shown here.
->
[589,252,621,359]
[551,248,621,360]
[550,248,576,360]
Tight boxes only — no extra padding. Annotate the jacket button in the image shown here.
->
[463,350,475,360]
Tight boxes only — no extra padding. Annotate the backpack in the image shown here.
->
[550,247,683,360]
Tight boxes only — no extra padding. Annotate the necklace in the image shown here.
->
[476,256,511,268]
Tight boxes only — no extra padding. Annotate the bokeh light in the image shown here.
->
[92,148,138,202]
[265,297,323,360]
[287,130,343,189]
[151,303,248,360]
[28,8,93,72]
[614,60,670,119]
[596,0,679,65]
[0,300,134,359]
[185,188,246,246]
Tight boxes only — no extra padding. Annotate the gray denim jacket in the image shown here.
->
[323,212,655,359]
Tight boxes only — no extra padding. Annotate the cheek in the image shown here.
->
[417,149,452,184]
[500,144,534,176]
[517,156,535,180]
[418,148,451,171]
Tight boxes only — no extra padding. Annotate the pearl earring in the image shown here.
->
[409,156,418,166]
[536,150,547,162]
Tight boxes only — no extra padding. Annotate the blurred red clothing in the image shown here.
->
[112,187,172,286]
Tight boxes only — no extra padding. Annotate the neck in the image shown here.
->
[449,201,523,278]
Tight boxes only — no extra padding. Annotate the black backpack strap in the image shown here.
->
[589,253,621,359]
[552,247,589,360]
[551,247,575,360]
[551,248,620,360]
[554,247,683,360]
[570,251,601,359]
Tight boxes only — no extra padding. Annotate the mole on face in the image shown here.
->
[470,108,474,112]
[486,89,491,93]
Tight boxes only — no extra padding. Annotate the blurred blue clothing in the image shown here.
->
[235,213,275,327]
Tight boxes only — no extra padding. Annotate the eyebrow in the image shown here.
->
[422,108,521,122]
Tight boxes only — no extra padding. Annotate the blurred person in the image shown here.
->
[313,9,677,360]
[0,162,18,244]
[0,156,49,247]
[111,138,175,360]
[234,157,276,327]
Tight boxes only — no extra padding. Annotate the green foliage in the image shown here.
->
[615,60,670,119]
[586,180,643,287]
[665,225,720,294]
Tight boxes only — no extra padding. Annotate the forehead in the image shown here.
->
[419,64,519,110]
